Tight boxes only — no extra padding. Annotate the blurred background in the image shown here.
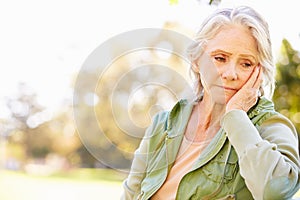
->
[0,0,300,199]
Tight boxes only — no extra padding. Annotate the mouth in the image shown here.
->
[215,85,237,91]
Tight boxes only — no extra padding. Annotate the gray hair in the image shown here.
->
[187,6,275,100]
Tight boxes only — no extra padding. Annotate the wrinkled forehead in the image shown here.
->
[204,24,258,56]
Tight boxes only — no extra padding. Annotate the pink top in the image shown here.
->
[151,136,211,200]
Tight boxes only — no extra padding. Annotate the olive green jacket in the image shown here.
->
[121,97,300,200]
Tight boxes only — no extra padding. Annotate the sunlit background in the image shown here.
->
[0,0,300,199]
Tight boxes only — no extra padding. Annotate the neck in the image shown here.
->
[197,93,225,131]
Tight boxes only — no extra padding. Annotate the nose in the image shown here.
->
[220,63,238,81]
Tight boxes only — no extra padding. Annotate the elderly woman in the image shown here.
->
[121,6,300,200]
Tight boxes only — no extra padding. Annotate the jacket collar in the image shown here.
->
[165,96,274,137]
[247,96,275,118]
[166,99,194,138]
[164,96,275,169]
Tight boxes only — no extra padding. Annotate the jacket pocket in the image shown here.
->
[202,147,238,183]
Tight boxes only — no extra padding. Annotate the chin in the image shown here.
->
[211,93,232,105]
[208,87,232,104]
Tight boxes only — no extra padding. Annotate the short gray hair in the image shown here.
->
[187,6,275,100]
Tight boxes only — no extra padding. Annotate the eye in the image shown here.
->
[214,56,226,62]
[241,61,254,68]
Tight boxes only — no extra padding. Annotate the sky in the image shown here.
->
[0,0,299,119]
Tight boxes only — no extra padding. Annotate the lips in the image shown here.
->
[215,85,237,91]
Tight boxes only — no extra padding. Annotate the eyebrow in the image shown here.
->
[210,49,257,61]
[210,49,232,56]
[239,54,257,61]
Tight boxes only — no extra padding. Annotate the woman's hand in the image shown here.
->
[226,66,262,113]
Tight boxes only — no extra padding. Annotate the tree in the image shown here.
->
[72,23,194,169]
[3,83,81,168]
[273,39,300,136]
[169,0,221,5]
[5,83,50,159]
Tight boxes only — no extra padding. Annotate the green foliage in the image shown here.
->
[209,0,221,5]
[273,39,300,133]
[169,0,178,5]
[168,0,221,5]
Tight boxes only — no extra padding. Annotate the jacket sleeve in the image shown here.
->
[121,111,169,200]
[221,110,300,200]
[121,138,148,200]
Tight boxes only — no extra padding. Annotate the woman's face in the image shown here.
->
[198,24,259,104]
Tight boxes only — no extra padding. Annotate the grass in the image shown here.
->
[0,169,126,200]
[49,168,128,182]
[1,169,300,200]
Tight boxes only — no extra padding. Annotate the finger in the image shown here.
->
[243,65,260,88]
[253,66,263,89]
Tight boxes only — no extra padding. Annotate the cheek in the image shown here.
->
[238,70,253,87]
[199,57,220,86]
